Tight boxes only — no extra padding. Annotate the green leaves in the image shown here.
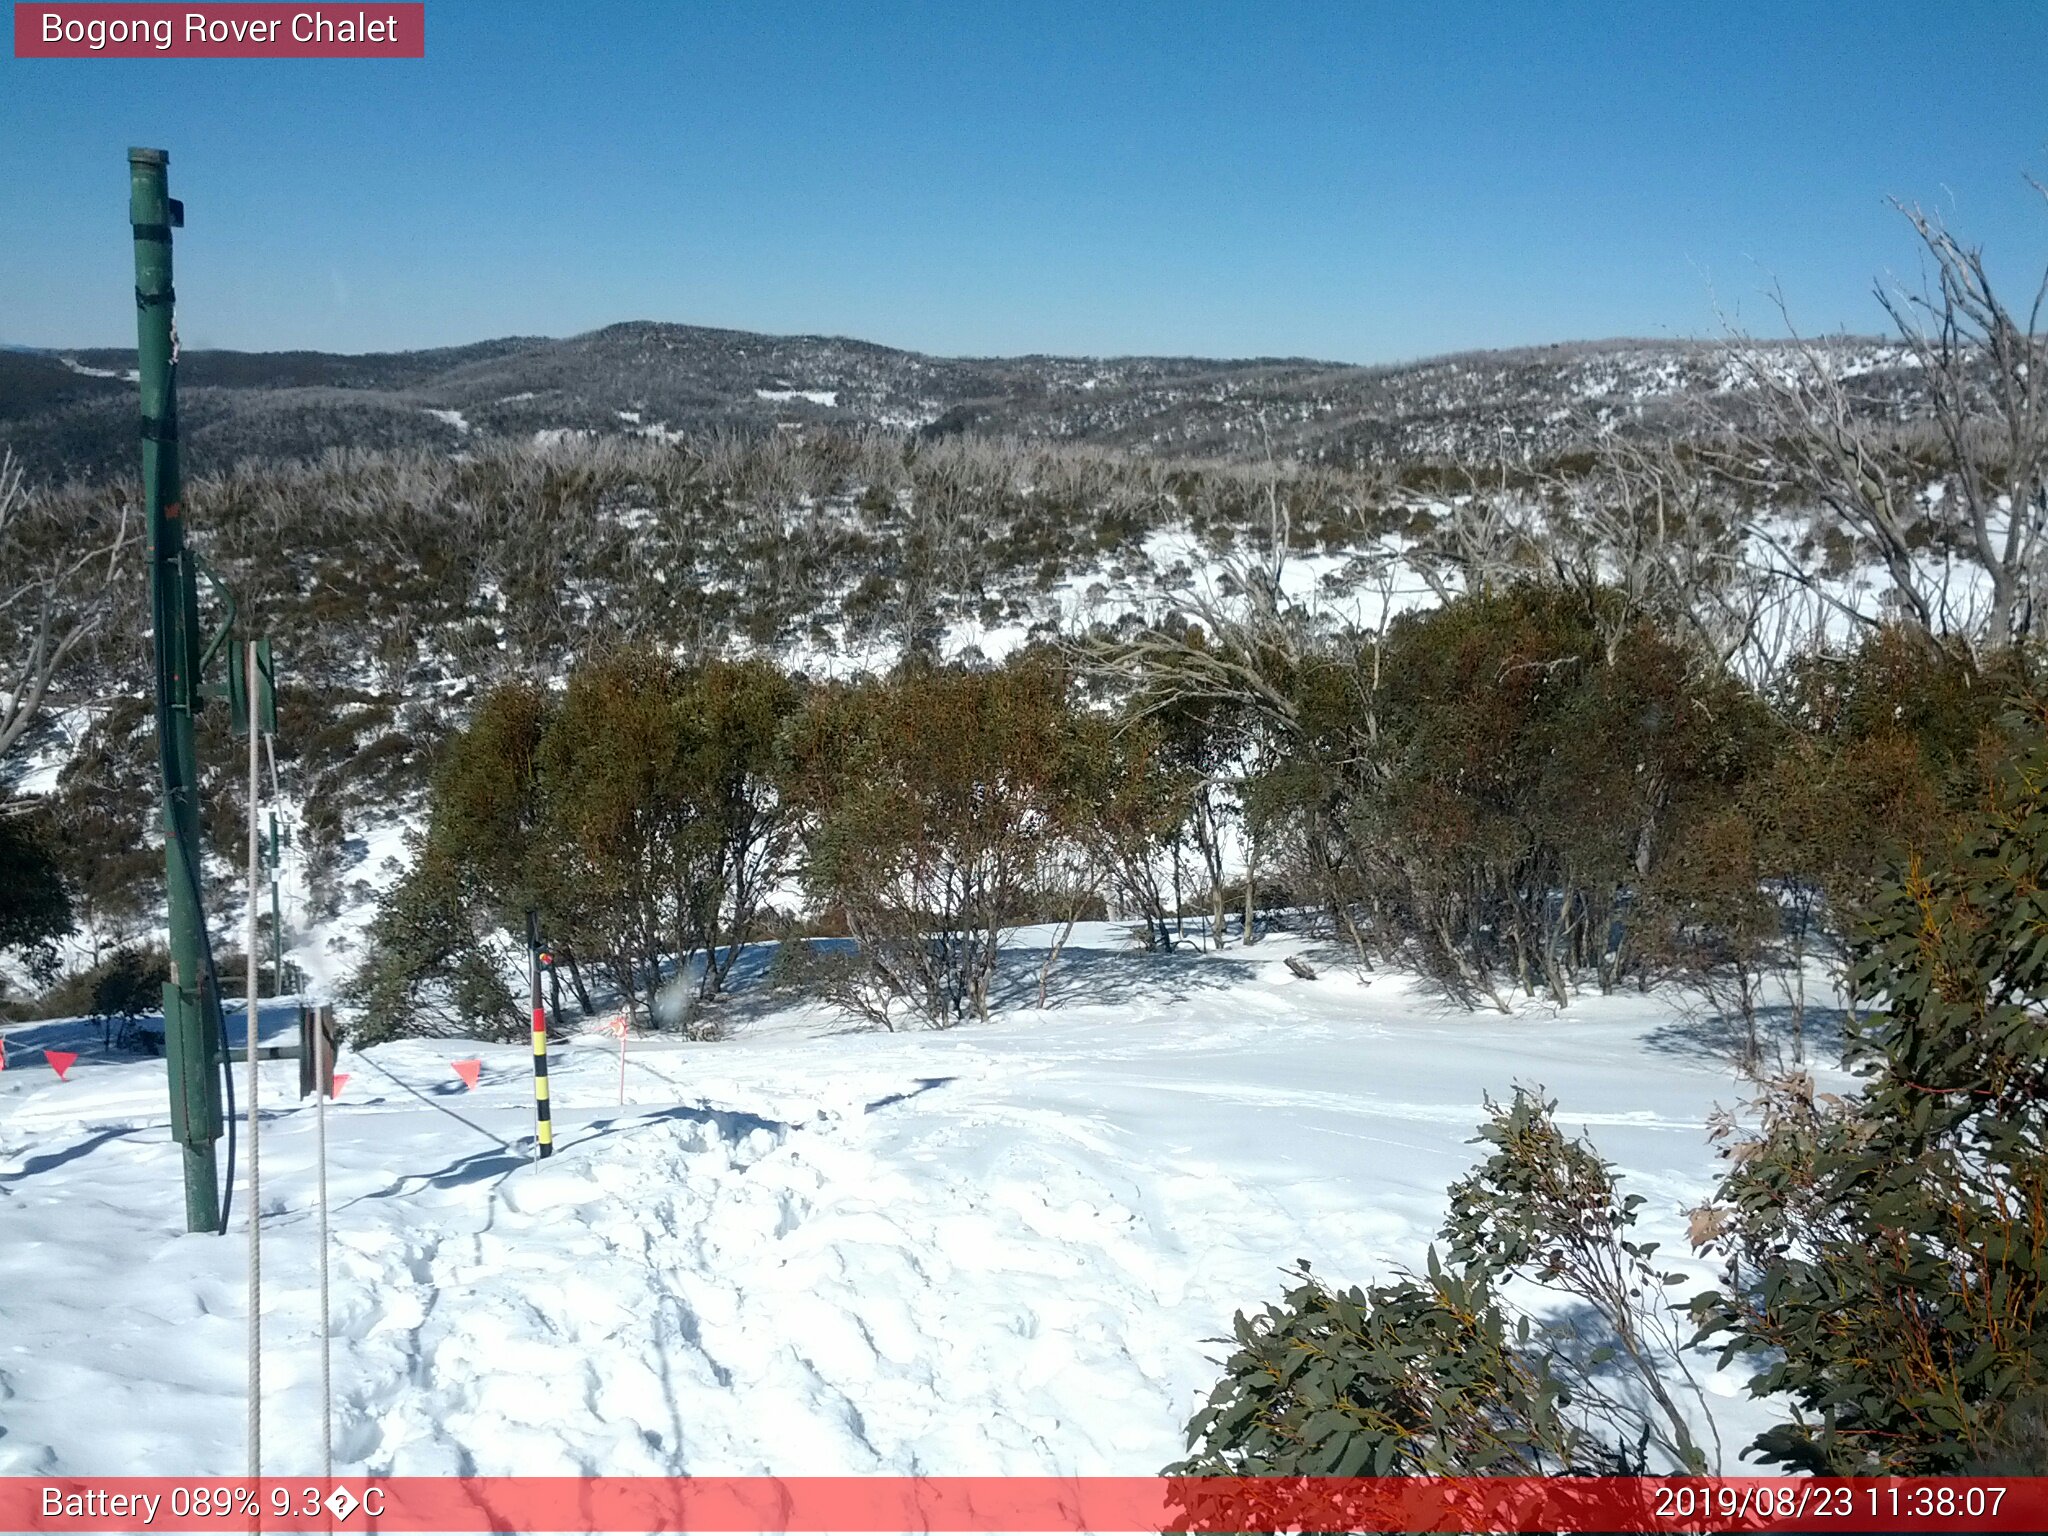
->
[1168,1258,1586,1479]
[1691,696,2048,1474]
[786,659,1083,1027]
[0,804,75,978]
[349,652,808,1038]
[1173,1092,1725,1483]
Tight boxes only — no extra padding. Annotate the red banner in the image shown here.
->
[14,4,424,58]
[3,1476,2045,1532]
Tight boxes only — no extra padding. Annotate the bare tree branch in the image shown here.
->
[0,449,136,768]
[1718,189,2048,656]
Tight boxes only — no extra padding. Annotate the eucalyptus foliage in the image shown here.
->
[1690,697,2048,1472]
[1172,1092,1714,1480]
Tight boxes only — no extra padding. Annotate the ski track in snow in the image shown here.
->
[0,928,1818,1476]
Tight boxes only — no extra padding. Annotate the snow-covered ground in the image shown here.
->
[0,925,1819,1478]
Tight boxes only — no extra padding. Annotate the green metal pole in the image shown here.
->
[132,147,225,1234]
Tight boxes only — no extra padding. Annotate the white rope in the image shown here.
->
[315,1005,333,1482]
[263,733,287,989]
[262,704,337,1482]
[263,688,333,1484]
[246,640,262,1488]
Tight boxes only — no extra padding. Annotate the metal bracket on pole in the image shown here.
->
[192,551,239,718]
[251,637,278,735]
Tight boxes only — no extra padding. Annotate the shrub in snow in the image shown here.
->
[1172,1091,1717,1480]
[349,653,802,1039]
[535,650,800,1022]
[0,802,74,988]
[89,945,169,1034]
[1759,625,2036,915]
[1635,624,2032,1071]
[346,837,523,1045]
[1292,582,1771,1009]
[1689,695,2048,1473]
[346,684,540,1044]
[18,941,164,1031]
[1061,705,1196,955]
[786,656,1100,1027]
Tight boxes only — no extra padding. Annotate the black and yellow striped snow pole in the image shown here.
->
[527,909,553,1158]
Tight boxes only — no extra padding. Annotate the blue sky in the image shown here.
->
[4,0,2045,360]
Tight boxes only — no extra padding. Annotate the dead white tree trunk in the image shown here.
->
[0,451,134,767]
[1721,186,2047,656]
[1876,192,2048,647]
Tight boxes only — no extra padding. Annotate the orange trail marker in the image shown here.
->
[451,1058,482,1091]
[601,1013,630,1105]
[46,1049,78,1080]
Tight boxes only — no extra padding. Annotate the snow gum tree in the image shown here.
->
[529,649,800,1028]
[668,656,806,1002]
[1724,190,2048,657]
[1688,695,2048,1473]
[350,654,802,1039]
[0,805,76,991]
[345,680,544,1043]
[346,833,523,1045]
[534,649,698,1018]
[1346,585,1768,1008]
[0,448,133,767]
[786,658,1076,1028]
[1060,706,1196,953]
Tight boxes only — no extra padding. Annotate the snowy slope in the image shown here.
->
[0,927,1814,1478]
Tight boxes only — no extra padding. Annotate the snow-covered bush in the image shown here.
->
[1170,1091,1717,1479]
[346,837,524,1045]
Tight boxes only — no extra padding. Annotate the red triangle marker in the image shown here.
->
[330,1072,350,1098]
[451,1058,481,1090]
[45,1050,78,1081]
